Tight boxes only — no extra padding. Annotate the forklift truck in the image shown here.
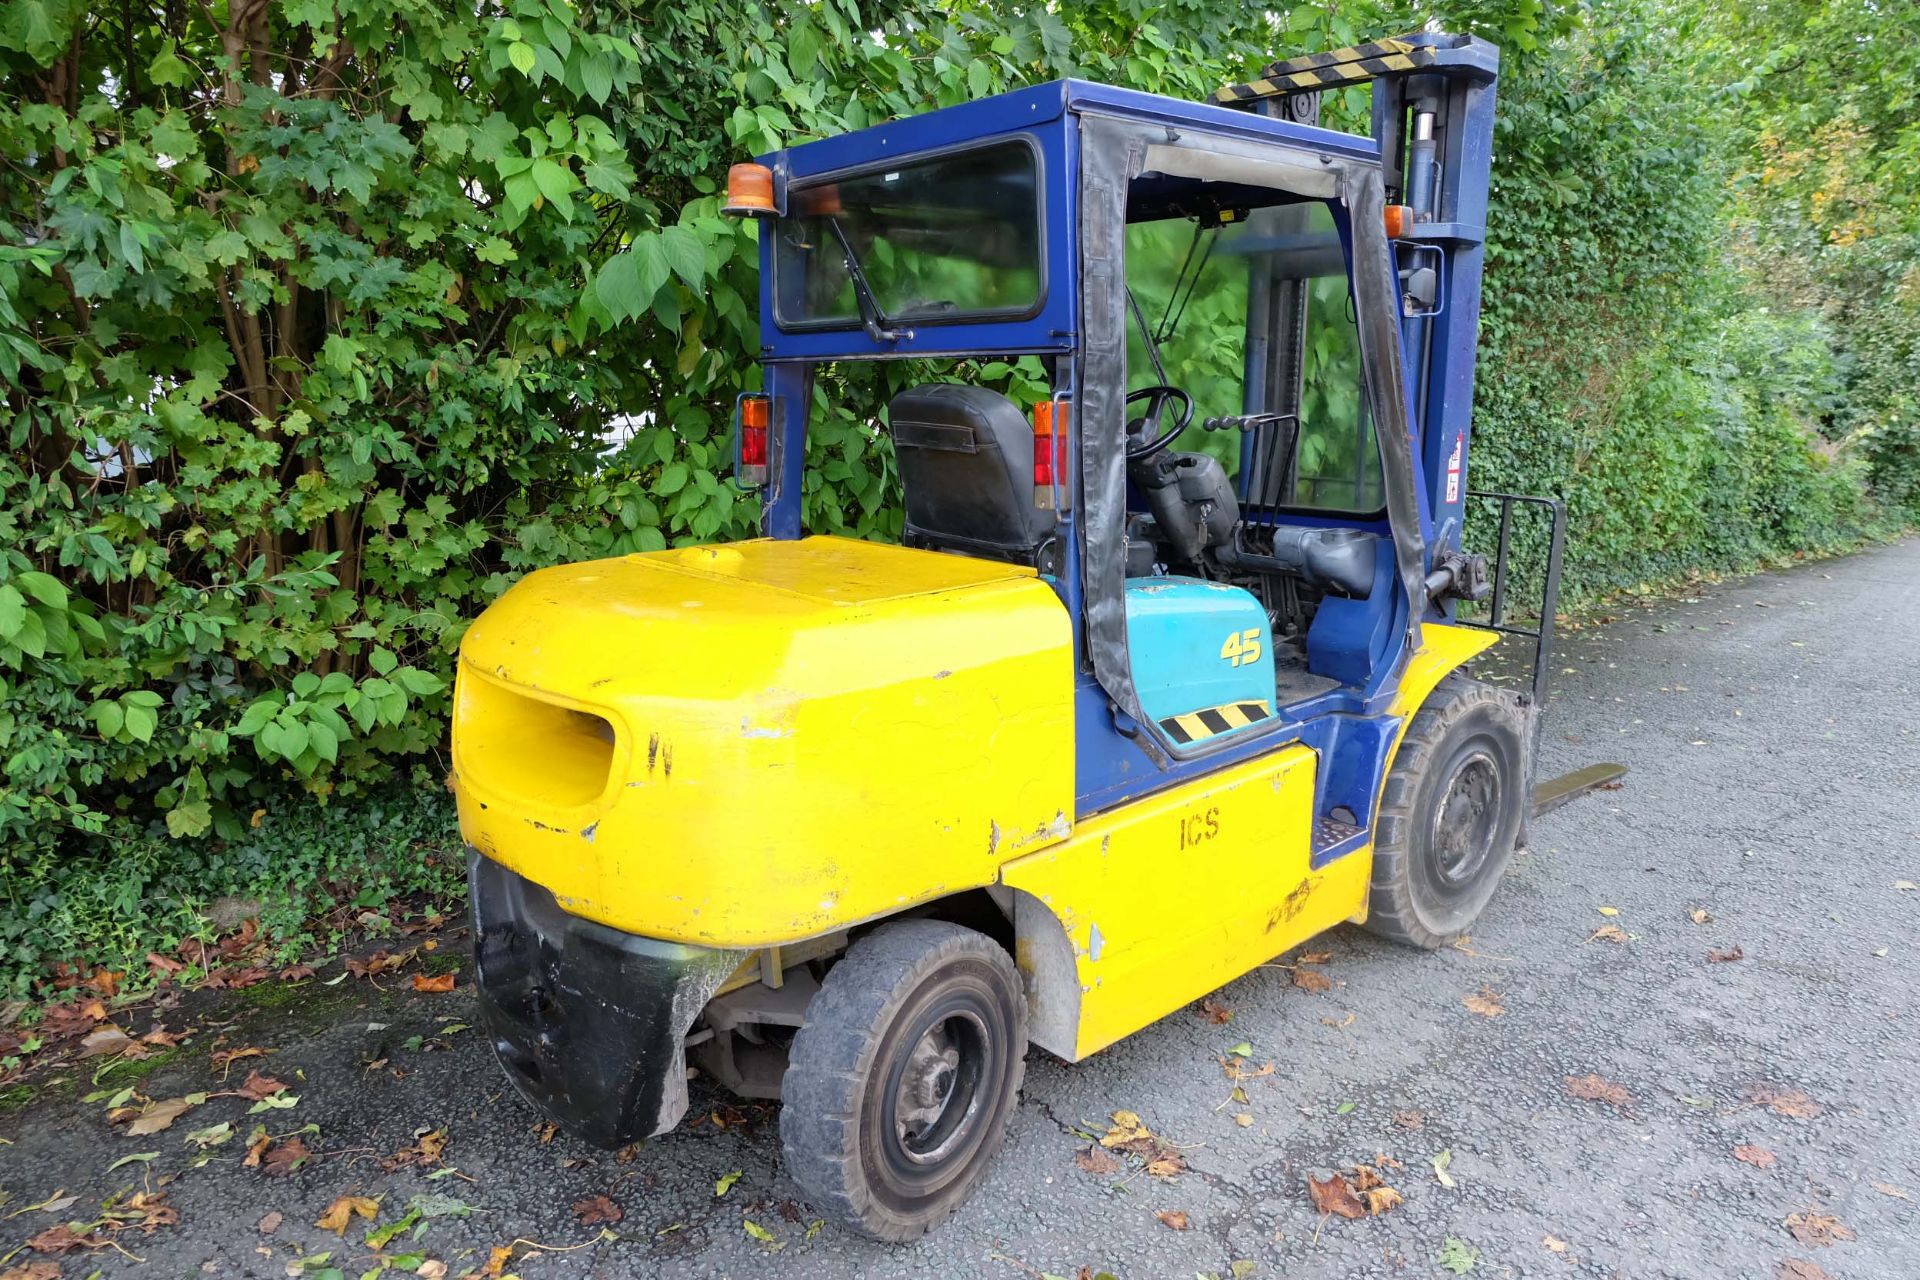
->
[452,33,1622,1239]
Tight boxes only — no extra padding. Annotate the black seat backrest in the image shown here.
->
[887,383,1056,563]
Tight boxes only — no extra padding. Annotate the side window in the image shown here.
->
[1246,203,1386,514]
[1123,218,1247,474]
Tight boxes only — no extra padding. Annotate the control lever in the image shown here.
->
[1203,411,1299,433]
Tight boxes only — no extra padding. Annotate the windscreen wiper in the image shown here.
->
[826,217,905,344]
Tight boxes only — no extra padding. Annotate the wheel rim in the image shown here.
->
[885,1006,989,1170]
[1429,747,1502,892]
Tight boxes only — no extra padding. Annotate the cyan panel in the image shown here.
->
[1123,578,1273,727]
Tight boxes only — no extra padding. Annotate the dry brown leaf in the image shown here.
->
[1292,968,1332,993]
[1233,1113,1254,1127]
[479,1245,515,1278]
[235,1071,286,1101]
[1220,1056,1277,1082]
[1144,1153,1186,1179]
[26,1224,109,1255]
[1689,907,1712,924]
[127,1191,178,1232]
[1747,1084,1820,1119]
[533,1120,558,1144]
[1784,1210,1854,1248]
[126,1095,198,1135]
[1733,1144,1777,1168]
[1870,1181,1911,1200]
[1708,945,1746,963]
[1348,1165,1384,1192]
[1196,998,1234,1025]
[0,1260,62,1280]
[260,1136,312,1178]
[417,1262,448,1280]
[1587,923,1629,944]
[257,1210,283,1234]
[412,971,456,993]
[1778,1261,1830,1280]
[1462,988,1505,1017]
[1075,1145,1121,1176]
[1321,1012,1356,1030]
[1363,1186,1404,1216]
[1392,1109,1425,1130]
[1154,1210,1190,1231]
[80,1025,133,1057]
[243,1128,272,1167]
[572,1195,623,1226]
[1543,1235,1569,1253]
[316,1195,379,1235]
[1306,1172,1366,1219]
[1297,950,1333,965]
[1564,1073,1632,1108]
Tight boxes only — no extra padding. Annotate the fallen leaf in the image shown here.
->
[1462,989,1504,1018]
[1543,1234,1569,1253]
[1143,1153,1186,1179]
[1075,1145,1121,1176]
[1870,1181,1911,1200]
[185,1121,234,1149]
[1437,1237,1480,1274]
[26,1224,109,1254]
[1895,880,1918,892]
[126,1095,200,1135]
[1292,968,1332,993]
[715,1170,742,1197]
[316,1195,380,1235]
[1363,1185,1404,1215]
[80,1025,134,1057]
[1348,1165,1383,1191]
[126,1191,178,1232]
[412,972,456,993]
[260,1136,312,1177]
[533,1121,558,1144]
[1564,1074,1632,1108]
[418,1262,449,1279]
[1689,908,1712,924]
[1321,1011,1356,1030]
[1778,1261,1830,1280]
[1784,1210,1854,1247]
[1733,1144,1777,1168]
[257,1210,283,1234]
[1597,906,1619,916]
[0,1261,61,1280]
[1230,1262,1256,1279]
[1392,1110,1425,1130]
[1306,1172,1366,1219]
[1196,998,1233,1025]
[1100,1110,1151,1149]
[1747,1084,1821,1118]
[1233,1113,1253,1127]
[479,1244,514,1277]
[243,1126,271,1167]
[1155,1210,1190,1230]
[1432,1148,1456,1188]
[1708,945,1746,963]
[1298,950,1333,964]
[1587,923,1629,944]
[235,1071,286,1101]
[573,1195,622,1226]
[211,1046,267,1077]
[742,1218,779,1248]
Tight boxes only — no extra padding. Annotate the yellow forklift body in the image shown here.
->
[453,536,1075,947]
[998,622,1496,1058]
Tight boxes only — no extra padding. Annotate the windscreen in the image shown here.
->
[773,140,1043,328]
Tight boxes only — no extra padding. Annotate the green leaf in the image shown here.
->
[506,41,537,76]
[108,1151,160,1171]
[1437,1238,1479,1274]
[393,668,444,696]
[167,799,213,838]
[92,700,125,739]
[369,647,398,676]
[124,703,158,744]
[580,56,613,105]
[148,38,193,87]
[595,238,669,323]
[715,1170,742,1197]
[14,571,67,609]
[0,585,24,639]
[659,225,706,290]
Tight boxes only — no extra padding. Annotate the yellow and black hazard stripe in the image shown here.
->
[1213,36,1432,105]
[1159,700,1272,746]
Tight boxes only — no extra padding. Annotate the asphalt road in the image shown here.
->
[4,538,1917,1280]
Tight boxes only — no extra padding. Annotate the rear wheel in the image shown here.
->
[1365,673,1528,949]
[779,919,1025,1241]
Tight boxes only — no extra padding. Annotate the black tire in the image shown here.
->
[1365,673,1528,949]
[779,919,1026,1241]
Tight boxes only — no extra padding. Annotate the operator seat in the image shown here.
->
[887,383,1057,566]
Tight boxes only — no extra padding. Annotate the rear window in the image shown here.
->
[772,140,1044,329]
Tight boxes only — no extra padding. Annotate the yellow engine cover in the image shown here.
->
[453,536,1075,947]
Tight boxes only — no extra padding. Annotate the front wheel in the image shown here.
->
[779,919,1026,1241]
[1365,673,1528,949]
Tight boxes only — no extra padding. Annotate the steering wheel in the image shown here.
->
[1125,384,1196,460]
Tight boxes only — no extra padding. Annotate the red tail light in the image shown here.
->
[1033,400,1065,508]
[739,394,769,485]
